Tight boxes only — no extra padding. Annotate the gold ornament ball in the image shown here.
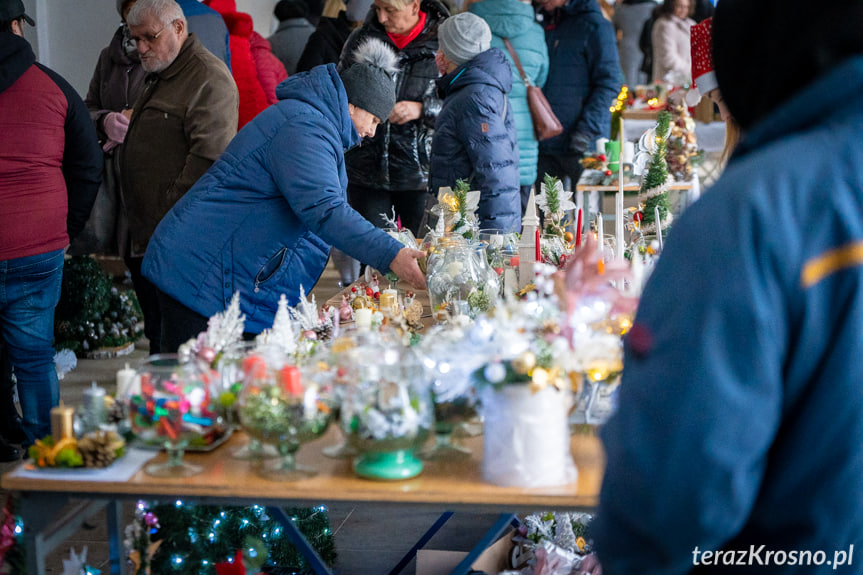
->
[512,351,537,375]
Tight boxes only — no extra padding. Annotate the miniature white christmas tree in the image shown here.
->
[255,294,298,355]
[203,292,245,352]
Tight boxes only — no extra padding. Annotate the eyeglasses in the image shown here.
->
[129,20,175,47]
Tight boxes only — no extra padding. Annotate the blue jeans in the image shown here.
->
[0,250,64,444]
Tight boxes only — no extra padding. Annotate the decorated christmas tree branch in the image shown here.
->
[638,110,673,234]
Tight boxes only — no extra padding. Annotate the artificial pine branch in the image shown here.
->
[454,179,470,222]
[542,174,562,215]
[451,178,476,240]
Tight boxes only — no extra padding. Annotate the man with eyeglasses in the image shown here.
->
[120,0,238,354]
[0,0,102,458]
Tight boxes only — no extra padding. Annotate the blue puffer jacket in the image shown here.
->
[142,65,403,333]
[594,55,863,574]
[429,49,520,233]
[470,0,548,188]
[540,0,621,156]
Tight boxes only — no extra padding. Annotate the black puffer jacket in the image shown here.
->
[339,0,449,191]
[295,12,354,73]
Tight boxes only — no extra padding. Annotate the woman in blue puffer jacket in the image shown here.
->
[429,13,521,233]
[142,39,426,349]
[469,0,548,216]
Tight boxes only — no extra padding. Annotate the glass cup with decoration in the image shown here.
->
[126,354,226,477]
[238,346,333,481]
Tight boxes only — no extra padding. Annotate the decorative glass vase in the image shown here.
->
[238,348,333,481]
[416,324,480,460]
[479,230,519,295]
[479,385,577,487]
[426,235,499,322]
[340,343,433,479]
[126,354,224,477]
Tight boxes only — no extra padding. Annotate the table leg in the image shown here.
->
[267,506,332,575]
[387,511,454,575]
[451,513,518,575]
[19,492,51,575]
[106,499,128,575]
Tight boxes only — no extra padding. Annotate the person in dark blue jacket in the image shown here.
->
[142,38,426,350]
[429,12,520,233]
[587,0,863,573]
[469,0,548,216]
[535,0,621,190]
[176,0,231,69]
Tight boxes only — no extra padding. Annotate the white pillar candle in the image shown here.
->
[623,141,635,164]
[597,212,604,245]
[655,206,664,251]
[631,252,644,295]
[116,362,137,397]
[616,119,626,261]
[354,307,372,330]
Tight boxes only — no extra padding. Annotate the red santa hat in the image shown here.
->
[691,17,718,97]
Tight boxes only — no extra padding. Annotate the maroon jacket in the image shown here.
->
[0,32,101,261]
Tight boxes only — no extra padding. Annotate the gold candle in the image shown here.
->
[379,290,398,317]
[50,401,75,440]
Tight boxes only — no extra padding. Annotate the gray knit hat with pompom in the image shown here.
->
[340,38,400,122]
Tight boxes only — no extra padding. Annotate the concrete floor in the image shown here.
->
[0,259,503,574]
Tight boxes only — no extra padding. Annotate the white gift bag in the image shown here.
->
[480,385,577,487]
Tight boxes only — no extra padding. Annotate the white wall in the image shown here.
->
[25,0,279,100]
[236,0,279,36]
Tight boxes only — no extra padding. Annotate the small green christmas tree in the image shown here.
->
[639,110,673,232]
[54,256,143,357]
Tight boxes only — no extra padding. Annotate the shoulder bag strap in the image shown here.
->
[502,37,531,87]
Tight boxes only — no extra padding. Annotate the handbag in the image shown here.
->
[502,38,563,141]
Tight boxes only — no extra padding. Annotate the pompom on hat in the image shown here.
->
[340,38,400,122]
[689,18,718,101]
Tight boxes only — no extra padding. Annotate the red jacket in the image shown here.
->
[0,32,101,261]
[206,0,274,129]
[249,31,288,105]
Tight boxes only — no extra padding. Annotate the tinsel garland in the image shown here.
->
[54,256,143,357]
[144,502,336,575]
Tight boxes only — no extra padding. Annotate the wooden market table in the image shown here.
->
[2,428,604,574]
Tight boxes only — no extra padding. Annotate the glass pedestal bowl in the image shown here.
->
[238,353,332,481]
[340,345,433,480]
[127,354,224,477]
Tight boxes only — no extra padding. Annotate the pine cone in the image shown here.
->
[106,395,127,424]
[78,430,124,468]
[314,323,333,342]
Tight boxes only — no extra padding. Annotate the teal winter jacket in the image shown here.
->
[470,0,548,187]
